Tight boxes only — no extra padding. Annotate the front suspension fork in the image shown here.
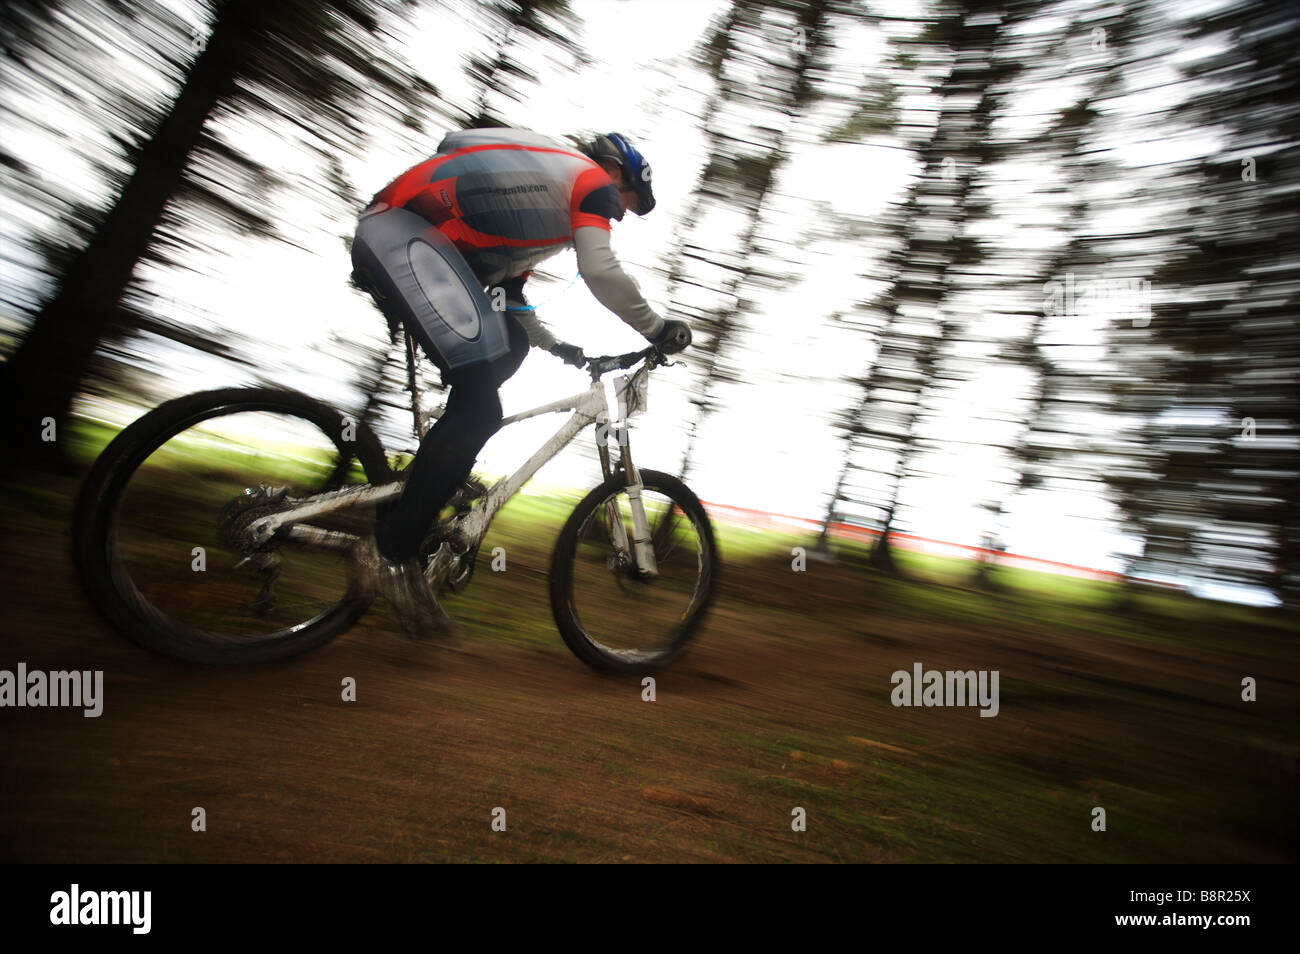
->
[596,423,658,578]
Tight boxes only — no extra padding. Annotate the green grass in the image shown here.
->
[64,408,1299,648]
[67,413,372,487]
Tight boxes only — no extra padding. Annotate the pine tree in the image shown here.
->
[0,0,439,472]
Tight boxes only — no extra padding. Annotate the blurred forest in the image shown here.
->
[0,0,1296,610]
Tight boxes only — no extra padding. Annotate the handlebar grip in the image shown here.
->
[585,346,658,379]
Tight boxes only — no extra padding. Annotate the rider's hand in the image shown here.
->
[650,319,692,355]
[547,342,586,368]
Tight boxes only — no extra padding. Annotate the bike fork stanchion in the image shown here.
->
[592,422,631,563]
[595,423,615,481]
[619,442,659,578]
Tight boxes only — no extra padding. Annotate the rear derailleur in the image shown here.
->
[218,485,291,614]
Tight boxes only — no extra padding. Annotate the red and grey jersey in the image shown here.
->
[367,128,625,288]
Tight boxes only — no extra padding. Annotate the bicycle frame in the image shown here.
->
[248,349,661,576]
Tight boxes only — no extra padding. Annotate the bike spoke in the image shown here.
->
[110,410,362,643]
[567,487,707,659]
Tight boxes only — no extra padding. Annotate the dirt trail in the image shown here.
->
[2,483,1296,863]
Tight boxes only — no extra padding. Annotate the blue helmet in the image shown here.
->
[585,132,655,215]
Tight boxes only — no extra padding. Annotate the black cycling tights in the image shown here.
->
[375,313,530,563]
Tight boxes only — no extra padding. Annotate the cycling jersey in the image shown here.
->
[367,128,626,288]
[356,128,666,372]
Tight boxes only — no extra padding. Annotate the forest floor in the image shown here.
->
[2,463,1297,863]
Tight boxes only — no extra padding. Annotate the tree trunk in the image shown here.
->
[869,505,899,572]
[0,0,263,473]
[814,458,849,554]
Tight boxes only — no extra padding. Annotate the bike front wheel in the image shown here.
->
[549,469,719,674]
[72,387,395,664]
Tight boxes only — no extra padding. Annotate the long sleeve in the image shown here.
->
[499,274,558,350]
[511,306,559,351]
[572,226,666,339]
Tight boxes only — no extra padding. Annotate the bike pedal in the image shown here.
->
[423,542,455,587]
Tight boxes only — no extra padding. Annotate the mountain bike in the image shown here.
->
[72,335,719,674]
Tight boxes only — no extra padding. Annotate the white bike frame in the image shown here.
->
[249,363,660,576]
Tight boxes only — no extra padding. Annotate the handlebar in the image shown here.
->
[585,345,661,381]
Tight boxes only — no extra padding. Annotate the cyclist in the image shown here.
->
[350,128,692,635]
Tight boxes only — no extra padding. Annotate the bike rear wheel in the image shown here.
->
[549,469,718,674]
[72,388,394,664]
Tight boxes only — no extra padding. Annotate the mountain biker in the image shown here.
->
[350,127,692,636]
